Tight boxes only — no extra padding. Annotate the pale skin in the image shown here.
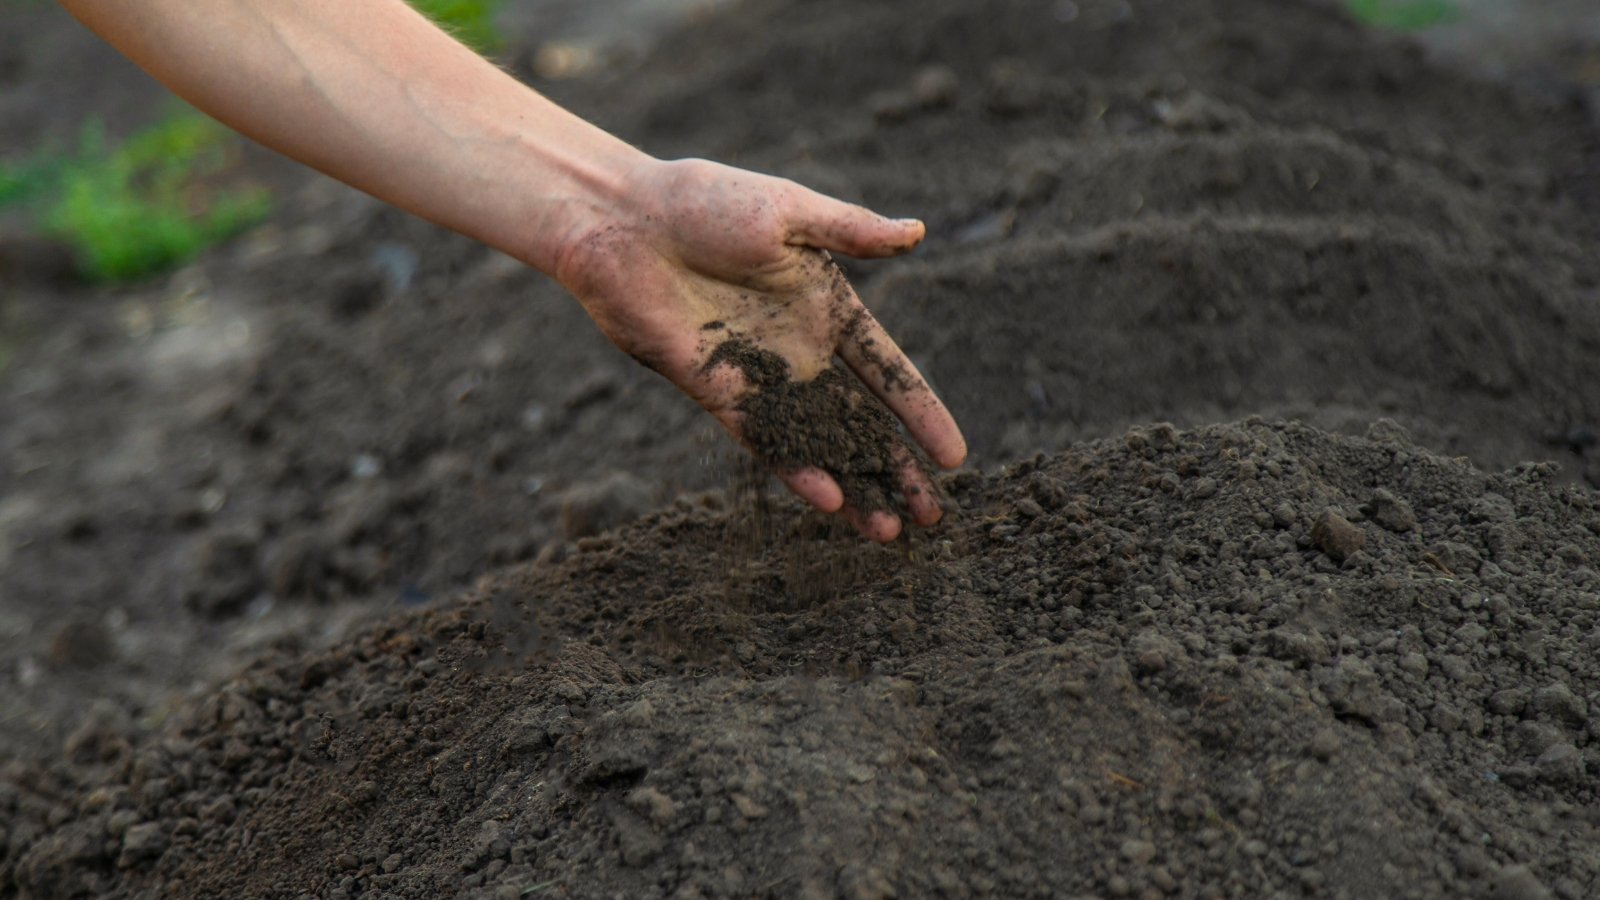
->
[59,0,968,541]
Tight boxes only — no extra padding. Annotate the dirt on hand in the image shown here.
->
[706,336,928,515]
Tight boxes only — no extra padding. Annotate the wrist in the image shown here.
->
[500,127,657,280]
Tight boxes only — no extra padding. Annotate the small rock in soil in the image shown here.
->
[1365,489,1418,533]
[1311,509,1365,562]
[117,822,167,868]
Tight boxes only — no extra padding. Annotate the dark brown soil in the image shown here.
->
[13,421,1600,900]
[707,337,922,514]
[4,0,1600,897]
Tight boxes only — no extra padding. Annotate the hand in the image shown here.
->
[553,158,967,541]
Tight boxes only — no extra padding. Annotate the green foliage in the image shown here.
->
[0,148,68,208]
[1346,0,1458,30]
[410,0,503,53]
[13,114,271,283]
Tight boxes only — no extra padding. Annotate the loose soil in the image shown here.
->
[3,0,1600,898]
[13,422,1600,900]
[707,337,923,515]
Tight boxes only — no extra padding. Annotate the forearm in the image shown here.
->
[58,0,649,274]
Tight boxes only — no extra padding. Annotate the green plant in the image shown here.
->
[0,148,69,209]
[410,0,503,53]
[41,114,270,282]
[1346,0,1458,30]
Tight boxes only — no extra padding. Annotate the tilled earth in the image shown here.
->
[12,422,1600,899]
[3,0,1600,897]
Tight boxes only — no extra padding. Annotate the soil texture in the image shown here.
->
[4,0,1600,897]
[12,421,1600,900]
[707,337,923,515]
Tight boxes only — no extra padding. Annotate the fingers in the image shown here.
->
[705,397,849,515]
[776,467,844,514]
[782,458,940,541]
[897,450,944,527]
[786,186,926,259]
[836,302,968,470]
[844,506,903,543]
[762,455,912,542]
[712,406,932,541]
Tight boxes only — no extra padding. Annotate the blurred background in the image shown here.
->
[1,0,1596,287]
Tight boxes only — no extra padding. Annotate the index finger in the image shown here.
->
[836,298,967,469]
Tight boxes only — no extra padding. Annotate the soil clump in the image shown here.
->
[707,337,923,515]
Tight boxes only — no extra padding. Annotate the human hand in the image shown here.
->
[552,158,966,541]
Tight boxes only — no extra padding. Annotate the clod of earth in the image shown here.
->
[706,336,932,516]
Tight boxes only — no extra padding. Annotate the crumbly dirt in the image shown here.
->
[706,337,920,514]
[4,0,1600,897]
[11,421,1600,900]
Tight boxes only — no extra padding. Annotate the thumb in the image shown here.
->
[786,188,926,259]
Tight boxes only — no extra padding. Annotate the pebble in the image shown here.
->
[617,817,663,867]
[1485,688,1525,716]
[1311,510,1365,562]
[1367,489,1417,532]
[1534,743,1582,786]
[1397,652,1429,676]
[1120,839,1158,865]
[1015,497,1046,519]
[1531,683,1586,725]
[118,822,168,866]
[1272,501,1298,529]
[731,793,769,819]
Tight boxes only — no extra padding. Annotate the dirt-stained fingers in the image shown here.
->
[836,301,967,470]
[775,466,844,514]
[896,448,944,527]
[784,186,927,260]
[842,505,903,543]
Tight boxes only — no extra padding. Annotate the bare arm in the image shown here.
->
[60,0,967,540]
[58,0,632,272]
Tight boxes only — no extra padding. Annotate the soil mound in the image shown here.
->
[12,421,1600,898]
[5,0,1600,896]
